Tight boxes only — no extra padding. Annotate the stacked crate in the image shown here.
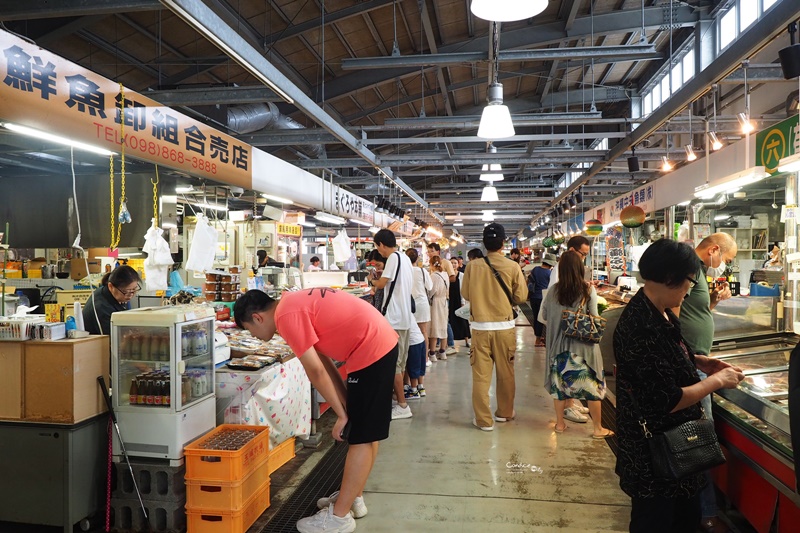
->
[184,425,270,533]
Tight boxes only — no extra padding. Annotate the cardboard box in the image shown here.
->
[23,336,110,423]
[70,258,102,279]
[0,342,24,419]
[87,247,110,259]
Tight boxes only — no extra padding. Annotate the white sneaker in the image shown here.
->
[296,505,356,533]
[428,354,437,363]
[426,359,432,367]
[472,418,493,431]
[316,491,368,519]
[437,352,447,360]
[564,407,589,423]
[391,404,412,419]
[445,346,457,355]
[494,409,516,422]
[574,403,590,414]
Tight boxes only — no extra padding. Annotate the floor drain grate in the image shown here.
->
[259,442,349,532]
[600,397,619,456]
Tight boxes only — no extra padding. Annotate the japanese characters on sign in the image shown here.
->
[276,223,301,237]
[1,32,252,187]
[608,184,655,219]
[756,113,798,175]
[334,187,375,225]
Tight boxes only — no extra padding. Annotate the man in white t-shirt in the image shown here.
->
[371,229,415,420]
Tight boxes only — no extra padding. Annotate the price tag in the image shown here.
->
[184,311,196,321]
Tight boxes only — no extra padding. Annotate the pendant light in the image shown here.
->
[478,24,515,140]
[479,143,504,181]
[738,61,754,134]
[470,0,548,22]
[708,85,724,151]
[481,185,499,202]
[684,104,697,161]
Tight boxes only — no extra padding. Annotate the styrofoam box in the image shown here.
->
[734,216,751,228]
[751,214,768,229]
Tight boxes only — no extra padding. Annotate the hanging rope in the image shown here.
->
[109,153,116,248]
[152,166,160,226]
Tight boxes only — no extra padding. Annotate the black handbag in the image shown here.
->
[483,257,519,319]
[623,387,725,479]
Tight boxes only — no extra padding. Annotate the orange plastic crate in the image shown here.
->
[185,425,269,482]
[186,456,270,511]
[186,479,269,533]
[268,437,296,475]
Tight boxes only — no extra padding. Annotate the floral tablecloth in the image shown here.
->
[215,357,311,447]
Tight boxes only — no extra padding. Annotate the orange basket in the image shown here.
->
[184,425,269,482]
[186,456,270,511]
[268,437,296,475]
[186,479,269,533]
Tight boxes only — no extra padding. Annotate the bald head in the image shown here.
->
[696,232,738,268]
[697,233,737,254]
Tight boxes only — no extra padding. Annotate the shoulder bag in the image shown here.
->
[382,252,415,315]
[483,257,519,319]
[622,387,725,479]
[560,293,606,344]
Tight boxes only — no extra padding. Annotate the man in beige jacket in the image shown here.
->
[461,223,528,431]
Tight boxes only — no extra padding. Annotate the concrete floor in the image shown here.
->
[312,316,631,532]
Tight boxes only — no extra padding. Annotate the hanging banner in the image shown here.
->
[608,184,655,220]
[0,30,252,187]
[756,113,799,174]
[334,187,374,225]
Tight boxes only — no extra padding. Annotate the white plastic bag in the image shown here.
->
[332,229,351,263]
[455,303,470,321]
[142,220,174,291]
[185,215,217,273]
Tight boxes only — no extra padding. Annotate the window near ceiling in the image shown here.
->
[661,76,671,100]
[763,0,778,11]
[682,52,695,83]
[739,0,757,31]
[671,62,683,91]
[643,93,652,116]
[719,7,737,50]
[652,84,661,109]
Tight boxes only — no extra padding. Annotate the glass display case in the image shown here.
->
[111,304,217,461]
[709,333,800,530]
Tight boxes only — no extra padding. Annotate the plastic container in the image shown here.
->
[15,291,30,309]
[268,437,296,475]
[184,425,269,482]
[0,315,46,340]
[186,456,269,510]
[186,480,269,533]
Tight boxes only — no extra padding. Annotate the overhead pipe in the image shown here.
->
[228,102,326,159]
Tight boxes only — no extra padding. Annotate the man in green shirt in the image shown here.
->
[674,232,737,533]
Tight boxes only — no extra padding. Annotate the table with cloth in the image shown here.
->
[215,357,312,447]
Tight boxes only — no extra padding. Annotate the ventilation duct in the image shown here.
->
[227,103,326,159]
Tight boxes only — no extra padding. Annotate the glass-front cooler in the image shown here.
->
[709,335,800,532]
[111,305,217,461]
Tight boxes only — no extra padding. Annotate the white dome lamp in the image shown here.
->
[471,0,548,22]
[477,82,515,139]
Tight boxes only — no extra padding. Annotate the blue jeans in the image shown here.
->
[447,323,454,348]
[697,369,717,518]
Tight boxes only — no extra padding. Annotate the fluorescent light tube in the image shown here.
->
[4,122,114,156]
[262,194,293,204]
[694,166,767,198]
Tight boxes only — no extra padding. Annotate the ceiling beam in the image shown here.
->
[160,0,439,220]
[0,0,162,21]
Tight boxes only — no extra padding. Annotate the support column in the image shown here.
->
[784,174,799,332]
[664,206,675,240]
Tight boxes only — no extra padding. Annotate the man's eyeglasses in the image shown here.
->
[686,276,698,288]
[115,283,141,296]
[577,250,588,258]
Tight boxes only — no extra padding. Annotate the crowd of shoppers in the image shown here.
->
[237,222,742,533]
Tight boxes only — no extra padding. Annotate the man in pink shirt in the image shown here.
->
[235,289,398,533]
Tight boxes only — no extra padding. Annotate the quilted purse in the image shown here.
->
[624,388,726,479]
[560,296,606,343]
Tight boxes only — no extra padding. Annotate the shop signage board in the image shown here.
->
[333,187,374,225]
[756,114,799,174]
[608,184,655,220]
[0,31,252,188]
[276,223,301,237]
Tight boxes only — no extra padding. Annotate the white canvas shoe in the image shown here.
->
[316,490,368,518]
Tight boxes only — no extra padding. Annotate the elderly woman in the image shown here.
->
[614,239,744,533]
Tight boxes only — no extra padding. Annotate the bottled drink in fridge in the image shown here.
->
[162,377,170,407]
[145,378,154,406]
[181,330,190,356]
[154,379,163,406]
[129,378,138,405]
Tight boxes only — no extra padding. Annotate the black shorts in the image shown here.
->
[346,344,398,445]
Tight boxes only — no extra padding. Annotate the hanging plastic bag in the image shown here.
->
[142,221,174,291]
[185,214,218,273]
[332,229,351,263]
[118,200,132,224]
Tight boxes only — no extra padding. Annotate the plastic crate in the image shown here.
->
[268,437,296,475]
[184,425,269,482]
[186,455,269,511]
[186,480,269,533]
[0,316,46,341]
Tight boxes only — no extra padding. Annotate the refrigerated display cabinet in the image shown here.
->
[111,304,216,461]
[709,334,800,533]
